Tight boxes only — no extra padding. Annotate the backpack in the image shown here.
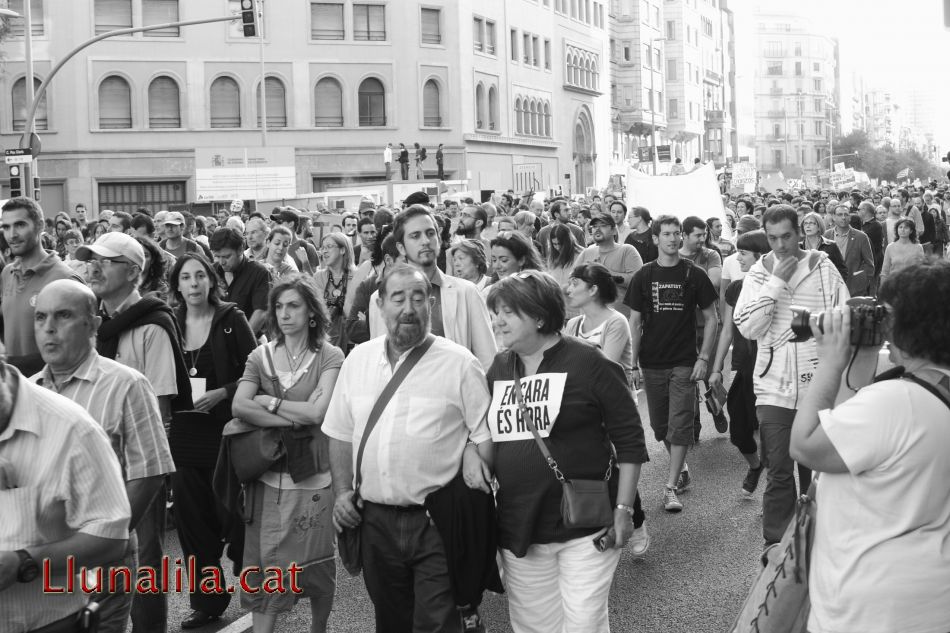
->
[419,147,427,161]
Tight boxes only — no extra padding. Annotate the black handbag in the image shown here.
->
[338,335,437,576]
[511,364,614,529]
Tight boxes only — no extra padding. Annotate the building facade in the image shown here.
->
[0,0,612,214]
[751,10,839,175]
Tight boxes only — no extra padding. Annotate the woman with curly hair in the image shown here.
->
[135,235,173,302]
[313,232,356,349]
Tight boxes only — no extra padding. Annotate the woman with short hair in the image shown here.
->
[231,274,343,633]
[800,211,847,281]
[465,270,649,633]
[450,239,491,291]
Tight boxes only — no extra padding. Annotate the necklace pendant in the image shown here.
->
[188,367,198,377]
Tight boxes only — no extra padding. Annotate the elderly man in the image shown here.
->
[326,265,495,633]
[824,204,874,297]
[30,280,174,633]
[75,232,191,633]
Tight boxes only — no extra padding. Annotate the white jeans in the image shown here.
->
[500,534,621,633]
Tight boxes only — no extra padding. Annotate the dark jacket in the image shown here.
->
[425,474,504,607]
[823,227,874,296]
[97,295,193,412]
[801,237,848,284]
[861,219,885,275]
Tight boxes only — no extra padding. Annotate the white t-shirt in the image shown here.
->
[809,376,950,633]
[721,252,745,282]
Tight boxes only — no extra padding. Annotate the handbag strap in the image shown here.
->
[511,362,612,483]
[261,343,284,398]
[903,372,950,413]
[353,334,436,494]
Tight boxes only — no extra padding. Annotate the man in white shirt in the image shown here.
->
[383,143,393,181]
[326,265,493,633]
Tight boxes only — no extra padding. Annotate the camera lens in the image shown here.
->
[790,306,816,342]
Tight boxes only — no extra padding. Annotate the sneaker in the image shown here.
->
[742,465,765,497]
[664,487,683,512]
[630,524,651,557]
[713,410,728,433]
[460,608,486,633]
[676,468,691,492]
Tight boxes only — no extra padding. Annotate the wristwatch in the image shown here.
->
[615,504,636,517]
[267,397,279,414]
[15,549,40,583]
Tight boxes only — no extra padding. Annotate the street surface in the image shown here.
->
[165,405,764,633]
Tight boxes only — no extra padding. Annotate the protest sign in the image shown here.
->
[488,373,567,443]
[829,168,856,190]
[730,163,757,193]
[626,163,728,227]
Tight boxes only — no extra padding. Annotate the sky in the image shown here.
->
[730,0,950,149]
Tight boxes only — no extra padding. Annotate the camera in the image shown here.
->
[789,297,888,346]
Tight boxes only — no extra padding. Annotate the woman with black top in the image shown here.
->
[465,270,649,633]
[313,231,356,349]
[168,253,256,629]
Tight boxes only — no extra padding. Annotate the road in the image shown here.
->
[164,406,765,633]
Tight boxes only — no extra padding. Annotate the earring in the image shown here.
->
[309,318,317,327]
[537,322,543,330]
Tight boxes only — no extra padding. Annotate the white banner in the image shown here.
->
[625,163,728,226]
[488,373,567,443]
[195,147,297,201]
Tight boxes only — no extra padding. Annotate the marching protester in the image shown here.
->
[470,270,647,632]
[545,224,585,319]
[734,204,849,546]
[326,265,498,633]
[579,214,643,317]
[209,228,271,337]
[799,211,847,281]
[263,226,298,280]
[169,254,256,629]
[450,239,492,292]
[314,232,357,350]
[825,203,874,296]
[490,231,544,282]
[231,274,343,633]
[345,231,400,347]
[880,218,925,284]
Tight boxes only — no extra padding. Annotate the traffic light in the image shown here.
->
[240,0,257,37]
[33,176,41,202]
[9,165,22,198]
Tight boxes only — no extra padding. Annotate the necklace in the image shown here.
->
[284,343,309,375]
[326,268,346,299]
[186,348,199,377]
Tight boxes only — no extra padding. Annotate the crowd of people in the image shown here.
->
[1,179,948,633]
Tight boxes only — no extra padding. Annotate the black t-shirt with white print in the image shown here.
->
[623,259,718,369]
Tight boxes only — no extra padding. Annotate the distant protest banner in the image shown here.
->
[626,163,728,227]
[760,172,787,194]
[829,168,856,190]
[730,163,757,193]
[489,373,567,443]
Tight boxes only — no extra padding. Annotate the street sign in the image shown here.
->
[5,148,33,165]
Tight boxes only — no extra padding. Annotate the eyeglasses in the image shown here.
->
[87,257,130,268]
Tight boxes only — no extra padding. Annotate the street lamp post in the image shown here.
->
[0,5,38,197]
[649,37,666,175]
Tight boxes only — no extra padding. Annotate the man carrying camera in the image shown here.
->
[789,261,950,633]
[734,204,849,546]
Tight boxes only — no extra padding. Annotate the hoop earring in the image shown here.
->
[309,319,317,328]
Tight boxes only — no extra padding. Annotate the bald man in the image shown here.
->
[31,280,174,633]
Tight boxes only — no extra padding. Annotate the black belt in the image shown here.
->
[364,500,426,512]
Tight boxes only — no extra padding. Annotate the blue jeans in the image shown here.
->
[131,483,167,633]
[360,502,460,633]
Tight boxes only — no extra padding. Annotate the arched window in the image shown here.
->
[98,75,132,129]
[543,102,551,137]
[515,98,523,134]
[475,82,485,129]
[358,77,385,126]
[314,77,343,127]
[147,76,180,128]
[592,59,599,89]
[257,76,287,128]
[210,76,240,128]
[529,100,538,136]
[423,79,441,127]
[488,86,498,131]
[12,77,46,131]
[522,99,531,135]
[573,54,581,85]
[585,57,592,88]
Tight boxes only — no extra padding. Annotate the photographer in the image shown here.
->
[733,204,850,546]
[789,261,950,633]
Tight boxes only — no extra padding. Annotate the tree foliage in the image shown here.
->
[832,131,942,181]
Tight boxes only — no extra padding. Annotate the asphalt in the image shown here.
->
[164,405,765,633]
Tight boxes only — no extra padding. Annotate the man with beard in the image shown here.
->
[368,206,496,369]
[579,214,643,317]
[455,205,491,252]
[0,197,82,376]
[326,265,495,633]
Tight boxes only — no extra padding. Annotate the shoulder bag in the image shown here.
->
[221,344,294,483]
[511,363,613,529]
[338,335,436,576]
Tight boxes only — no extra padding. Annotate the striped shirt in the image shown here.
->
[31,351,175,481]
[0,367,130,633]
